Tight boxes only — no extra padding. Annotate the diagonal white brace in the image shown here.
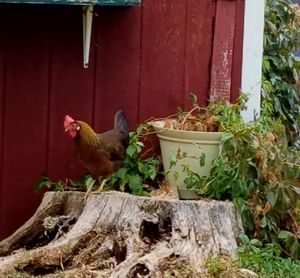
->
[82,5,94,69]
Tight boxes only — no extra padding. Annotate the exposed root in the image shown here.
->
[113,242,174,277]
[0,192,84,257]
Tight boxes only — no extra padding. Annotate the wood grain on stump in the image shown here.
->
[0,191,243,277]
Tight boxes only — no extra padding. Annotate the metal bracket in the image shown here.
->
[82,5,94,68]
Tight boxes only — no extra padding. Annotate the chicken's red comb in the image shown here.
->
[64,115,75,129]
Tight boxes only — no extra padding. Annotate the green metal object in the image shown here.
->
[0,0,140,5]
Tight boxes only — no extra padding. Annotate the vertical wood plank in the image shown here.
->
[139,0,186,121]
[184,0,216,107]
[0,6,6,238]
[230,0,245,102]
[47,6,95,180]
[93,6,141,131]
[210,0,236,100]
[0,5,49,239]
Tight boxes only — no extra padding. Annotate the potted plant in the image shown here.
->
[149,94,244,199]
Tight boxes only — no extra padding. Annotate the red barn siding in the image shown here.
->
[210,0,237,100]
[139,1,187,120]
[230,0,245,102]
[47,6,96,180]
[94,7,141,126]
[0,0,245,239]
[0,15,5,240]
[184,0,216,108]
[0,6,50,238]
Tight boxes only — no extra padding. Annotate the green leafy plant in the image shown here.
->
[262,0,300,144]
[33,174,94,192]
[205,256,228,277]
[105,125,161,196]
[7,271,31,278]
[208,0,300,261]
[237,234,300,278]
[165,93,300,259]
[159,93,246,133]
[203,113,300,259]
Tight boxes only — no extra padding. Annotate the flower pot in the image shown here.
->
[151,120,222,200]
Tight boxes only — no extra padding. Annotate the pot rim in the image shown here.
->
[149,120,224,137]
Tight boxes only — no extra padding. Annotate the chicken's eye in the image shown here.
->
[76,125,81,131]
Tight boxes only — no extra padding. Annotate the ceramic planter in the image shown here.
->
[151,120,222,200]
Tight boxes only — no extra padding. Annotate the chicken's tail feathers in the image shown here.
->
[114,110,129,133]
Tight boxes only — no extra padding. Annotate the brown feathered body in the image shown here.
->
[64,111,129,178]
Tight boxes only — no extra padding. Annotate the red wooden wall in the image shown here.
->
[0,0,244,239]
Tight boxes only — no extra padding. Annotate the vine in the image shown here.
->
[262,0,300,145]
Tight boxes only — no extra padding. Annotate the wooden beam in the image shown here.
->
[0,0,141,5]
[230,0,245,102]
[210,0,236,101]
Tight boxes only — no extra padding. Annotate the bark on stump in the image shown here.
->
[0,191,243,277]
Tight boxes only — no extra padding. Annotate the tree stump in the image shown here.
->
[0,191,243,277]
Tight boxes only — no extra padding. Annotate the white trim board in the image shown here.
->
[240,0,265,122]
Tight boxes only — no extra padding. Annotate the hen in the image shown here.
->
[64,111,129,178]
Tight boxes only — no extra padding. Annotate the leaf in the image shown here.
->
[250,246,262,254]
[149,169,157,180]
[249,239,262,247]
[188,93,198,106]
[84,176,95,187]
[233,197,246,210]
[136,141,144,148]
[221,132,234,143]
[126,144,137,158]
[136,124,146,135]
[239,233,250,245]
[115,168,128,180]
[260,216,267,229]
[199,152,206,167]
[55,181,65,192]
[263,56,271,71]
[137,162,144,174]
[293,68,299,84]
[128,174,142,193]
[173,171,179,181]
[290,239,300,260]
[169,153,177,168]
[278,230,293,239]
[291,185,300,196]
[267,191,277,207]
[181,163,190,172]
[33,176,51,192]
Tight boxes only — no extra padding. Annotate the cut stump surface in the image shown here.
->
[0,191,243,277]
